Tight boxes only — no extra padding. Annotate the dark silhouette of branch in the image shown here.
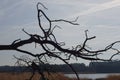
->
[0,2,120,80]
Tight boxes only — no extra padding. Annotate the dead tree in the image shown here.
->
[0,2,120,80]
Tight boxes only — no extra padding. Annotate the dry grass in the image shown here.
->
[0,72,91,80]
[106,75,120,80]
[0,72,40,80]
[3,72,120,80]
[0,72,72,80]
[70,78,92,80]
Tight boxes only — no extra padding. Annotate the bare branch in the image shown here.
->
[0,2,120,80]
[51,18,79,25]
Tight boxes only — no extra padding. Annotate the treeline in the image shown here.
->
[1,61,120,73]
[48,61,120,73]
[89,61,120,73]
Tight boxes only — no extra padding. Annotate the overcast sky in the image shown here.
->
[0,0,120,66]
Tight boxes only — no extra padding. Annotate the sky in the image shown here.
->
[0,0,120,66]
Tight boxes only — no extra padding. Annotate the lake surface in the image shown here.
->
[64,73,120,80]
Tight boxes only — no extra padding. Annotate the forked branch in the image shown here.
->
[0,2,120,80]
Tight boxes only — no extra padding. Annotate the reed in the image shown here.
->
[106,75,120,80]
[0,72,70,80]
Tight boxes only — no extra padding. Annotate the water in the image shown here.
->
[65,73,120,80]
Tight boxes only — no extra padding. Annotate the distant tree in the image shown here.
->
[0,2,120,80]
